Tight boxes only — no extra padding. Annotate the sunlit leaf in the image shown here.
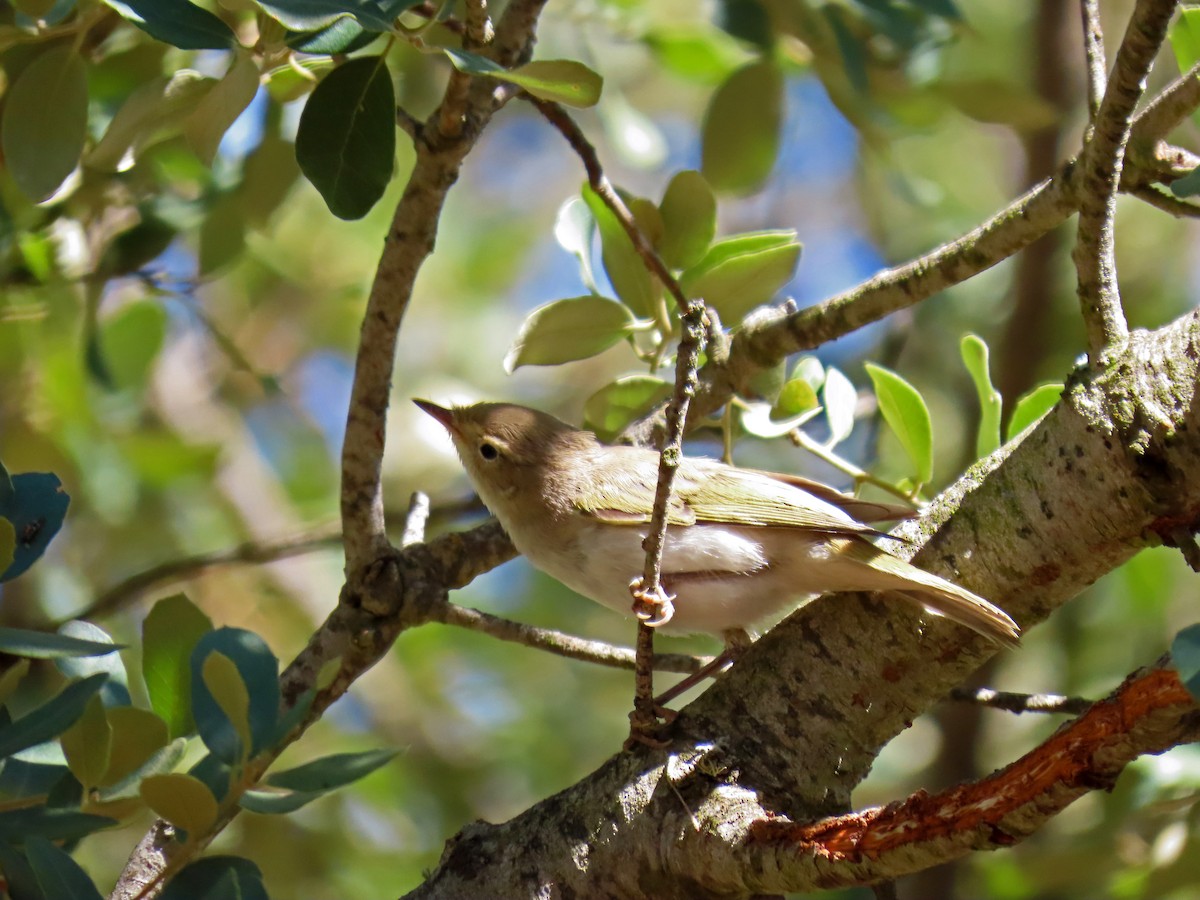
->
[554,197,598,293]
[865,363,934,485]
[87,71,217,173]
[444,51,603,107]
[1169,8,1200,75]
[183,50,260,166]
[680,230,800,323]
[296,56,395,220]
[793,356,825,391]
[960,333,1002,458]
[643,26,752,84]
[0,627,122,659]
[773,379,819,418]
[658,170,716,270]
[141,773,219,835]
[582,185,656,317]
[598,93,666,168]
[0,45,88,202]
[741,401,822,438]
[504,296,636,372]
[701,60,783,194]
[143,593,213,739]
[584,376,673,442]
[1006,383,1064,441]
[55,621,131,707]
[823,366,857,447]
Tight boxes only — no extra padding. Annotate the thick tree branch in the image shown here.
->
[1072,0,1175,357]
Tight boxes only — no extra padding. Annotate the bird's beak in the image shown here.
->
[413,399,459,436]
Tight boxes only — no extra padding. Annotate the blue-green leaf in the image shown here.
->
[865,363,934,485]
[960,334,1002,458]
[296,56,395,220]
[25,835,104,899]
[0,842,41,900]
[159,856,268,900]
[55,621,131,706]
[266,748,396,793]
[0,627,123,659]
[256,0,419,32]
[0,674,108,759]
[1172,624,1200,702]
[0,810,115,847]
[190,629,280,764]
[0,471,69,583]
[101,0,236,50]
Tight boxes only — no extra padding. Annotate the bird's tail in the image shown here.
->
[837,539,1020,647]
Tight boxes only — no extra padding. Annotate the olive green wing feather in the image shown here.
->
[748,469,916,523]
[573,449,696,526]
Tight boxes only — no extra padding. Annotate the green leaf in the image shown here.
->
[0,674,108,759]
[583,376,672,442]
[865,363,934,485]
[823,5,868,94]
[101,0,236,50]
[60,695,112,790]
[554,197,598,293]
[0,627,122,660]
[287,19,377,54]
[199,193,248,275]
[0,659,30,708]
[679,230,801,323]
[1006,383,1063,441]
[143,593,213,739]
[0,472,71,583]
[581,185,655,317]
[0,519,14,578]
[240,787,322,814]
[0,45,88,203]
[701,60,783,194]
[97,301,168,391]
[159,857,268,900]
[183,50,261,166]
[504,296,635,372]
[100,707,170,787]
[598,92,666,168]
[55,622,131,707]
[822,366,857,447]
[97,737,188,802]
[741,401,822,438]
[772,379,819,418]
[0,842,40,900]
[960,334,1002,458]
[444,51,603,107]
[190,629,280,764]
[658,170,716,270]
[140,773,219,835]
[25,836,104,900]
[0,809,115,846]
[793,356,825,391]
[1171,624,1200,702]
[296,56,396,220]
[267,747,396,792]
[256,0,419,32]
[643,26,752,84]
[1169,8,1200,75]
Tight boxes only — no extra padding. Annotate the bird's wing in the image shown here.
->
[576,453,879,536]
[748,469,917,523]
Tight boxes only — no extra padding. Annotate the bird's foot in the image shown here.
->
[624,703,678,751]
[628,577,676,627]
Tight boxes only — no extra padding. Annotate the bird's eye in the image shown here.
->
[479,442,499,461]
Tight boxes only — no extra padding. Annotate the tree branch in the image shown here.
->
[947,686,1093,715]
[1080,0,1107,124]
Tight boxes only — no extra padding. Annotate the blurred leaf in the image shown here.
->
[794,356,826,391]
[741,401,822,438]
[97,214,180,279]
[101,707,170,787]
[55,622,131,707]
[658,170,716,270]
[0,674,108,759]
[200,652,252,764]
[296,56,395,220]
[256,0,418,31]
[199,193,248,275]
[97,300,168,391]
[0,472,70,582]
[643,26,752,84]
[773,379,820,418]
[97,737,188,802]
[0,809,115,846]
[143,593,213,739]
[183,50,260,165]
[1169,8,1200,75]
[140,773,219,835]
[627,198,664,250]
[0,45,88,202]
[0,659,30,708]
[101,0,236,50]
[553,197,598,293]
[0,842,41,900]
[60,695,111,790]
[188,752,232,804]
[0,627,122,659]
[680,230,801,323]
[241,131,302,227]
[748,360,786,403]
[960,333,1002,458]
[598,93,666,168]
[1171,624,1200,702]
[582,185,655,317]
[865,363,934,485]
[287,20,378,54]
[24,835,103,900]
[445,51,603,107]
[823,5,868,92]
[701,60,783,194]
[1169,167,1200,198]
[159,856,268,900]
[1006,383,1063,441]
[939,78,1058,131]
[190,629,280,764]
[266,747,397,792]
[718,0,773,49]
[504,296,636,372]
[87,71,217,173]
[584,376,672,442]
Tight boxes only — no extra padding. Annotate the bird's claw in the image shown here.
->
[628,577,676,627]
[623,704,678,751]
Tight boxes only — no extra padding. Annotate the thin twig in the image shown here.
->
[1072,0,1176,358]
[396,105,424,141]
[1130,183,1200,217]
[948,686,1093,715]
[433,601,706,673]
[401,491,431,547]
[1130,61,1200,143]
[1079,0,1106,124]
[408,1,466,35]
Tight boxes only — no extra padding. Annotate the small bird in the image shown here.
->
[416,400,1019,657]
